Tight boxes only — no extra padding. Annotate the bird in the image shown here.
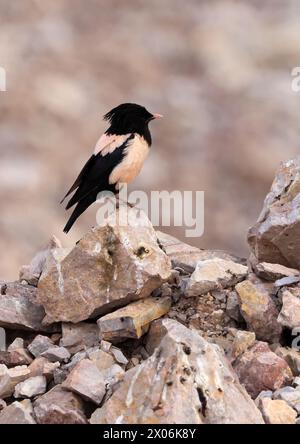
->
[61,103,163,233]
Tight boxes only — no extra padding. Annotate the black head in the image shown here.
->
[104,103,162,146]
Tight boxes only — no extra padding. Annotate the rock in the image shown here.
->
[274,347,300,376]
[258,398,297,424]
[273,386,300,414]
[14,376,47,398]
[233,341,293,398]
[19,236,61,286]
[292,376,300,387]
[254,390,273,406]
[60,322,99,354]
[8,338,24,351]
[0,281,56,332]
[0,400,36,424]
[277,287,300,330]
[28,335,54,357]
[248,156,300,269]
[225,291,243,322]
[98,296,171,342]
[231,330,256,360]
[87,349,115,371]
[253,262,299,282]
[185,258,248,297]
[156,231,246,273]
[53,350,89,384]
[0,364,31,398]
[100,340,112,353]
[40,346,71,363]
[0,349,33,367]
[235,280,282,342]
[29,357,60,382]
[37,207,172,324]
[110,347,128,365]
[33,385,87,424]
[91,319,263,424]
[275,276,300,288]
[62,359,106,405]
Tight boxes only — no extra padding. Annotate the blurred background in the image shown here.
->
[1,0,300,280]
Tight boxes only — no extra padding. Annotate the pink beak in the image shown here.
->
[152,113,163,119]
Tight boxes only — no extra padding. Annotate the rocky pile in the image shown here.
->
[1,159,300,424]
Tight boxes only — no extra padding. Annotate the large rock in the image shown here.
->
[253,261,299,282]
[37,207,172,324]
[248,156,300,269]
[185,258,248,297]
[62,359,106,405]
[277,287,300,330]
[33,385,87,424]
[14,376,47,398]
[156,231,246,273]
[235,280,282,343]
[28,335,54,357]
[98,296,171,342]
[0,282,57,332]
[234,341,293,398]
[90,319,263,424]
[0,400,36,424]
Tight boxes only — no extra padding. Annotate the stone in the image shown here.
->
[62,359,106,405]
[274,347,300,376]
[34,385,87,424]
[28,335,54,357]
[235,280,282,342]
[0,400,36,424]
[14,376,47,398]
[231,330,256,360]
[254,390,273,406]
[87,349,115,371]
[248,156,300,269]
[277,287,300,330]
[0,349,33,367]
[7,338,24,351]
[110,347,128,365]
[273,386,300,414]
[100,340,112,353]
[40,346,71,363]
[53,350,89,384]
[0,399,6,411]
[253,262,299,282]
[225,291,243,322]
[60,322,99,354]
[185,258,248,297]
[292,376,300,387]
[98,296,171,342]
[0,281,56,332]
[233,341,293,398]
[19,236,62,286]
[37,207,172,324]
[258,398,297,424]
[29,357,60,382]
[156,231,246,273]
[0,364,31,398]
[91,319,263,424]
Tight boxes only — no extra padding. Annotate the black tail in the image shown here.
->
[63,192,97,233]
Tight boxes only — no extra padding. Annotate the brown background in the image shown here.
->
[1,0,300,279]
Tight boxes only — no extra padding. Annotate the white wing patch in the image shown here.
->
[94,133,131,156]
[109,134,149,188]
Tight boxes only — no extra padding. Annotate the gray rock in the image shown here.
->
[28,335,54,357]
[40,346,71,363]
[60,322,99,354]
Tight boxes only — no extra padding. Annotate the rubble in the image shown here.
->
[185,258,248,296]
[37,207,172,324]
[0,400,36,424]
[274,347,300,377]
[28,335,54,357]
[60,322,99,353]
[253,261,299,282]
[273,386,300,414]
[28,357,60,382]
[40,346,71,363]
[98,296,171,342]
[235,280,282,343]
[0,364,31,399]
[91,319,263,424]
[277,287,300,330]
